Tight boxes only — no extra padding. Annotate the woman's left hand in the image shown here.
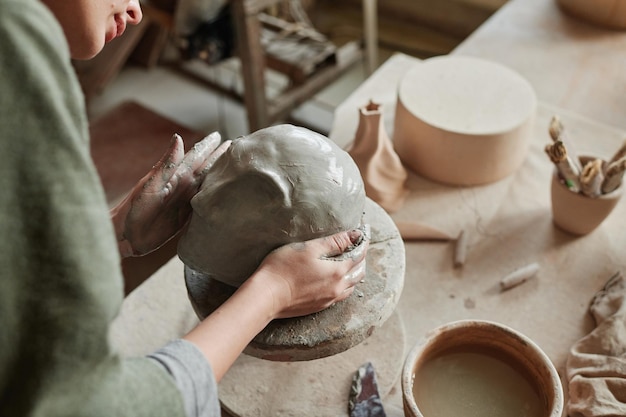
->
[110,132,231,257]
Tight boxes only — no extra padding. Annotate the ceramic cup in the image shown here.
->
[551,158,623,236]
[402,320,563,417]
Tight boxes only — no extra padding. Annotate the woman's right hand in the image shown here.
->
[248,228,369,319]
[183,227,369,381]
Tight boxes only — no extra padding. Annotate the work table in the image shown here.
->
[327,0,626,413]
[111,0,626,415]
[453,0,626,132]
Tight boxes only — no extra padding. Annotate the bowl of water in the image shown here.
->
[402,319,563,417]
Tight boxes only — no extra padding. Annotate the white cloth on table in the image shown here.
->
[566,272,626,417]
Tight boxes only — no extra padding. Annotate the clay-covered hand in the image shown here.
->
[250,228,369,319]
[110,132,231,257]
[182,228,369,382]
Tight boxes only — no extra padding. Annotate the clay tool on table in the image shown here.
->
[348,362,387,417]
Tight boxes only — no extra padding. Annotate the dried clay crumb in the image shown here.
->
[500,263,540,291]
[453,230,467,268]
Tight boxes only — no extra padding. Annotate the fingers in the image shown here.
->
[344,260,366,286]
[158,132,229,199]
[183,131,223,174]
[158,134,185,179]
[322,231,357,258]
[333,261,365,304]
[321,225,369,261]
[138,134,185,195]
[331,231,368,304]
[170,133,231,193]
[197,139,231,176]
[339,257,366,298]
[335,285,355,303]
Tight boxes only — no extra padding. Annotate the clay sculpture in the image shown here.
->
[178,124,366,288]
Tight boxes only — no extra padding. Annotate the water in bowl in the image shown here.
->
[413,349,545,417]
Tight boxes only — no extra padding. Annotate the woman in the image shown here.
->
[0,0,368,415]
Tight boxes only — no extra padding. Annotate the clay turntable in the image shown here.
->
[178,125,406,416]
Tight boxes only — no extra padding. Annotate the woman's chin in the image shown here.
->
[71,41,106,61]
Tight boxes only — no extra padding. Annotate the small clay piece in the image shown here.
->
[348,100,408,213]
[453,230,467,268]
[177,124,366,288]
[500,262,540,291]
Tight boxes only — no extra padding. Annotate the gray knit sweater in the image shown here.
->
[0,1,219,415]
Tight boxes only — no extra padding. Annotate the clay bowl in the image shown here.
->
[393,56,536,186]
[556,0,626,30]
[551,158,623,235]
[402,320,563,417]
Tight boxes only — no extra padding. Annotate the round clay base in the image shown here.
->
[219,311,406,417]
[393,56,536,185]
[184,198,405,361]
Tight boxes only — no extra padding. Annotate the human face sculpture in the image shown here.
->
[42,0,143,59]
[177,124,367,288]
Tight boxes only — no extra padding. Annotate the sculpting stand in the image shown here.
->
[184,198,406,416]
[185,198,406,361]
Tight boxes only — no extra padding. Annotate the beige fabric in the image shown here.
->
[566,273,626,417]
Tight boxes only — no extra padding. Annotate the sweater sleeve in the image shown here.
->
[0,1,217,416]
[149,340,221,417]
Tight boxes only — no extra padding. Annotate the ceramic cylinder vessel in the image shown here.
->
[551,160,622,235]
[393,56,536,186]
[402,320,563,417]
[556,0,626,30]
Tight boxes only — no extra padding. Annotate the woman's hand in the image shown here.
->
[110,132,231,257]
[248,228,370,319]
[183,228,369,381]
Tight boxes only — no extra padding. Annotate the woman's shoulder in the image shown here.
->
[0,0,66,50]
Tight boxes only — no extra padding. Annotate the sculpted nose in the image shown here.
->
[126,0,143,25]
